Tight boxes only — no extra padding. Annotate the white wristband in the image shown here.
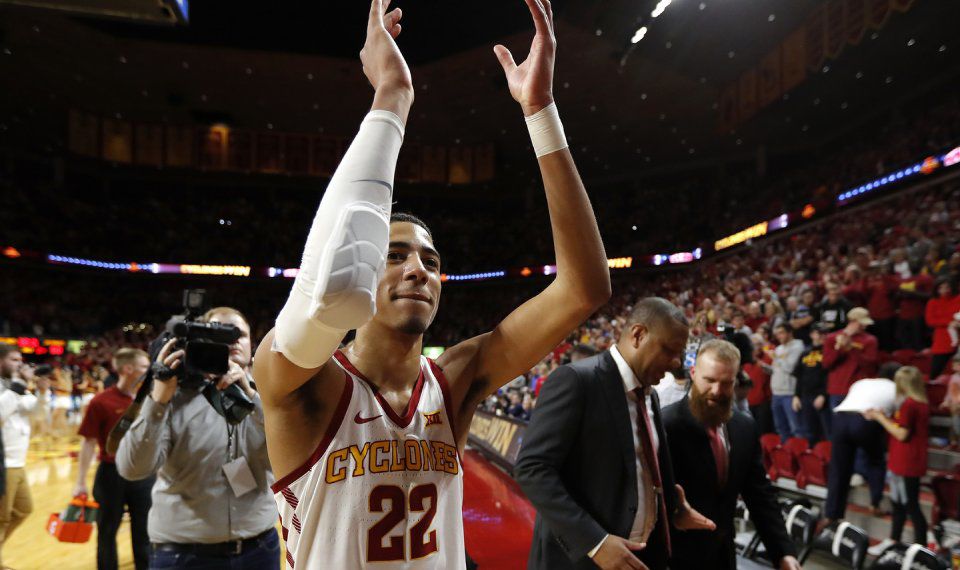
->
[525,102,567,158]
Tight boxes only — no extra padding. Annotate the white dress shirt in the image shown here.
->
[589,346,661,558]
[0,381,39,468]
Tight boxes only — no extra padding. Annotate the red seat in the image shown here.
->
[795,450,829,489]
[812,441,831,462]
[769,447,799,481]
[892,349,917,365]
[931,474,960,525]
[784,437,809,459]
[760,433,780,473]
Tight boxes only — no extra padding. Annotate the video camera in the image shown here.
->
[148,289,254,425]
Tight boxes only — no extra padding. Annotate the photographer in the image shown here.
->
[116,307,279,569]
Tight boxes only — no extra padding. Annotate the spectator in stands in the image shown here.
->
[926,278,960,378]
[507,391,527,421]
[788,292,815,345]
[730,311,751,336]
[823,308,879,411]
[896,260,934,351]
[745,302,767,332]
[74,348,153,570]
[864,262,900,351]
[940,353,960,447]
[792,324,830,443]
[769,324,804,442]
[816,282,853,333]
[655,370,689,409]
[842,265,866,307]
[764,300,786,331]
[864,366,930,555]
[744,334,773,434]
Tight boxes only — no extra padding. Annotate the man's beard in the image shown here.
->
[689,382,734,427]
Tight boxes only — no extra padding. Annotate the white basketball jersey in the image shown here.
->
[272,351,465,569]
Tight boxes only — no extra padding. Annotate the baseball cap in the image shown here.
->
[847,307,875,326]
[833,379,896,414]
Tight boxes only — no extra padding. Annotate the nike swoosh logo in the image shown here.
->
[354,412,382,424]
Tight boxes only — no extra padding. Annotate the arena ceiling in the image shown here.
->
[0,0,957,183]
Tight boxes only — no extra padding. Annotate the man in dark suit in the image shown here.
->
[662,339,800,570]
[516,298,715,570]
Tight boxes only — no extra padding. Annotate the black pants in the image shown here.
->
[93,462,154,570]
[895,318,928,352]
[824,412,886,520]
[890,475,927,544]
[749,401,774,435]
[931,351,957,380]
[869,318,897,352]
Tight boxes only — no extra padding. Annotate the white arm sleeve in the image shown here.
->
[273,110,404,369]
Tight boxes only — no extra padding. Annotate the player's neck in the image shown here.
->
[347,321,424,391]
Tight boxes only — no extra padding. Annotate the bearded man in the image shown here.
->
[661,339,800,570]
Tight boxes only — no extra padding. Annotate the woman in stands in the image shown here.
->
[940,353,960,447]
[863,366,930,554]
[926,278,960,378]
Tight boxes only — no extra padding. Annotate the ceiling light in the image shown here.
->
[699,2,706,9]
[939,45,947,52]
[907,38,915,46]
[595,29,603,36]
[728,51,735,58]
[855,71,863,79]
[651,0,672,19]
[631,26,648,43]
[768,14,775,22]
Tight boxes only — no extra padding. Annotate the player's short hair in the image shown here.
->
[113,348,149,370]
[0,343,19,359]
[627,297,688,334]
[697,339,742,368]
[202,306,250,330]
[391,212,433,241]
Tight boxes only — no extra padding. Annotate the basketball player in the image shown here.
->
[251,0,610,567]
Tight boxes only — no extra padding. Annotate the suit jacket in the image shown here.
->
[515,352,678,570]
[661,397,795,570]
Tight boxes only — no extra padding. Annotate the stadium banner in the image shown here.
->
[844,0,867,45]
[468,410,526,470]
[421,145,448,184]
[868,0,891,28]
[256,132,283,173]
[101,118,133,164]
[134,124,164,167]
[286,135,310,175]
[758,47,782,107]
[473,143,496,183]
[310,136,343,178]
[164,125,195,168]
[738,69,759,123]
[227,130,254,172]
[198,126,227,170]
[825,0,847,59]
[448,146,474,185]
[805,5,827,72]
[68,110,99,158]
[781,29,807,93]
[718,82,738,132]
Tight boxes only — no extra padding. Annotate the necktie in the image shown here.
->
[632,388,671,556]
[708,426,728,487]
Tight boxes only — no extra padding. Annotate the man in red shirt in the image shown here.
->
[823,308,879,412]
[862,264,900,351]
[75,348,153,570]
[896,263,933,351]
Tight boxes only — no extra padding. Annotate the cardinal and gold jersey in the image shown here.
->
[272,351,465,569]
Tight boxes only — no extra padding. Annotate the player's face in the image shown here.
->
[689,352,736,426]
[376,222,442,336]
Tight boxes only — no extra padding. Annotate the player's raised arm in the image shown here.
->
[439,0,611,405]
[254,0,413,403]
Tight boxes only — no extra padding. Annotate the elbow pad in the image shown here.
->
[274,110,403,369]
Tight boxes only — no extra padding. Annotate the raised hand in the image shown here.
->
[494,0,556,116]
[360,0,412,94]
[673,484,717,531]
